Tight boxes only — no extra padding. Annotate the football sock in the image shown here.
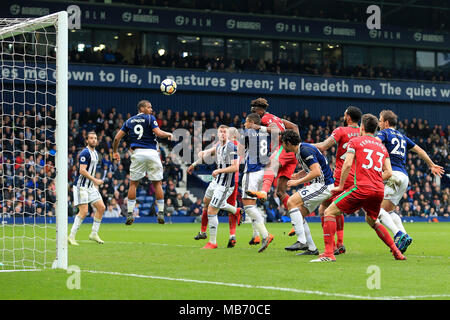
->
[70,215,83,237]
[228,213,236,237]
[92,217,102,233]
[379,208,400,235]
[374,223,397,252]
[323,216,336,256]
[390,211,407,234]
[200,209,208,233]
[289,208,306,244]
[336,214,344,247]
[208,214,218,245]
[127,199,136,214]
[245,205,268,239]
[156,199,164,214]
[261,169,275,194]
[303,220,317,251]
[221,203,237,214]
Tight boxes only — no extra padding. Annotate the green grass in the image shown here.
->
[0,222,449,300]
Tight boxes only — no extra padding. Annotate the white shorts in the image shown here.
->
[242,170,265,200]
[384,170,409,205]
[129,148,163,181]
[205,180,235,209]
[297,183,333,214]
[73,186,102,207]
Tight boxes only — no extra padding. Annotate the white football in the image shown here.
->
[160,78,177,95]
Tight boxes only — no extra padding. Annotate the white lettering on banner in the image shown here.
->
[175,15,211,28]
[324,26,355,37]
[414,32,445,43]
[226,19,261,31]
[369,30,401,40]
[300,78,349,93]
[122,9,159,24]
[275,23,310,33]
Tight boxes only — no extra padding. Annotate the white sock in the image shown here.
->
[221,202,236,214]
[245,205,267,238]
[303,220,317,251]
[252,219,260,237]
[390,211,407,234]
[289,208,306,244]
[92,217,101,233]
[127,199,136,214]
[208,214,218,244]
[70,215,83,237]
[156,199,164,214]
[379,208,400,235]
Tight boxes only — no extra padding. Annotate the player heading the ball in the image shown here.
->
[113,100,174,225]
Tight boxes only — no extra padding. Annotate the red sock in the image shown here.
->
[336,214,344,247]
[323,216,336,255]
[282,195,289,209]
[228,213,236,236]
[261,169,275,193]
[374,223,397,252]
[200,209,208,233]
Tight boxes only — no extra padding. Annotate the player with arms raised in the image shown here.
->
[113,100,173,225]
[376,110,444,253]
[68,131,106,245]
[188,125,240,249]
[314,106,362,255]
[313,114,405,262]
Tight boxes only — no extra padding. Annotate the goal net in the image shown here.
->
[0,12,68,270]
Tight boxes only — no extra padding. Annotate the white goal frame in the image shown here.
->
[0,11,68,270]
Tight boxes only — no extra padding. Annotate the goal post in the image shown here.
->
[0,11,68,270]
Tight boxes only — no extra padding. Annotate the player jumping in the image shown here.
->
[112,100,173,225]
[282,130,335,256]
[188,125,241,249]
[314,106,362,255]
[240,113,274,252]
[313,114,406,262]
[68,131,106,245]
[376,110,444,253]
[244,98,299,239]
[189,127,242,248]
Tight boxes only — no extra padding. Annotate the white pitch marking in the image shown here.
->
[81,269,450,300]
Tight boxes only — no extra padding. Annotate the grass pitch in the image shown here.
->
[1,222,449,300]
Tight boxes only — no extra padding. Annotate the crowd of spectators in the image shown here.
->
[1,106,449,221]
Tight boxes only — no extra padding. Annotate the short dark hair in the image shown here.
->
[346,106,362,123]
[361,114,379,134]
[380,110,397,127]
[250,97,269,110]
[281,129,301,146]
[137,100,150,112]
[246,113,261,125]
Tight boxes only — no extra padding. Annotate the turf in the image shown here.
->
[0,222,449,300]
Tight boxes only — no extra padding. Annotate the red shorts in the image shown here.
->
[333,186,384,220]
[226,171,239,206]
[272,147,297,185]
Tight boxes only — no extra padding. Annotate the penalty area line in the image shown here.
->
[81,269,450,300]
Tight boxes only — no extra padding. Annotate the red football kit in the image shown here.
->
[260,112,297,182]
[333,134,390,220]
[330,125,359,189]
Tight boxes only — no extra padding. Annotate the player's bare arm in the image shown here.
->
[382,157,393,181]
[282,119,299,135]
[79,163,103,186]
[248,122,279,134]
[212,158,239,178]
[112,129,126,161]
[291,170,306,180]
[313,136,336,153]
[287,163,321,187]
[411,145,444,177]
[335,151,355,192]
[153,127,174,141]
[187,146,216,174]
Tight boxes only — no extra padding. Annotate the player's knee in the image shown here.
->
[276,189,286,200]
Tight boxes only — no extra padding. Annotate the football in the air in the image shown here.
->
[160,78,177,95]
